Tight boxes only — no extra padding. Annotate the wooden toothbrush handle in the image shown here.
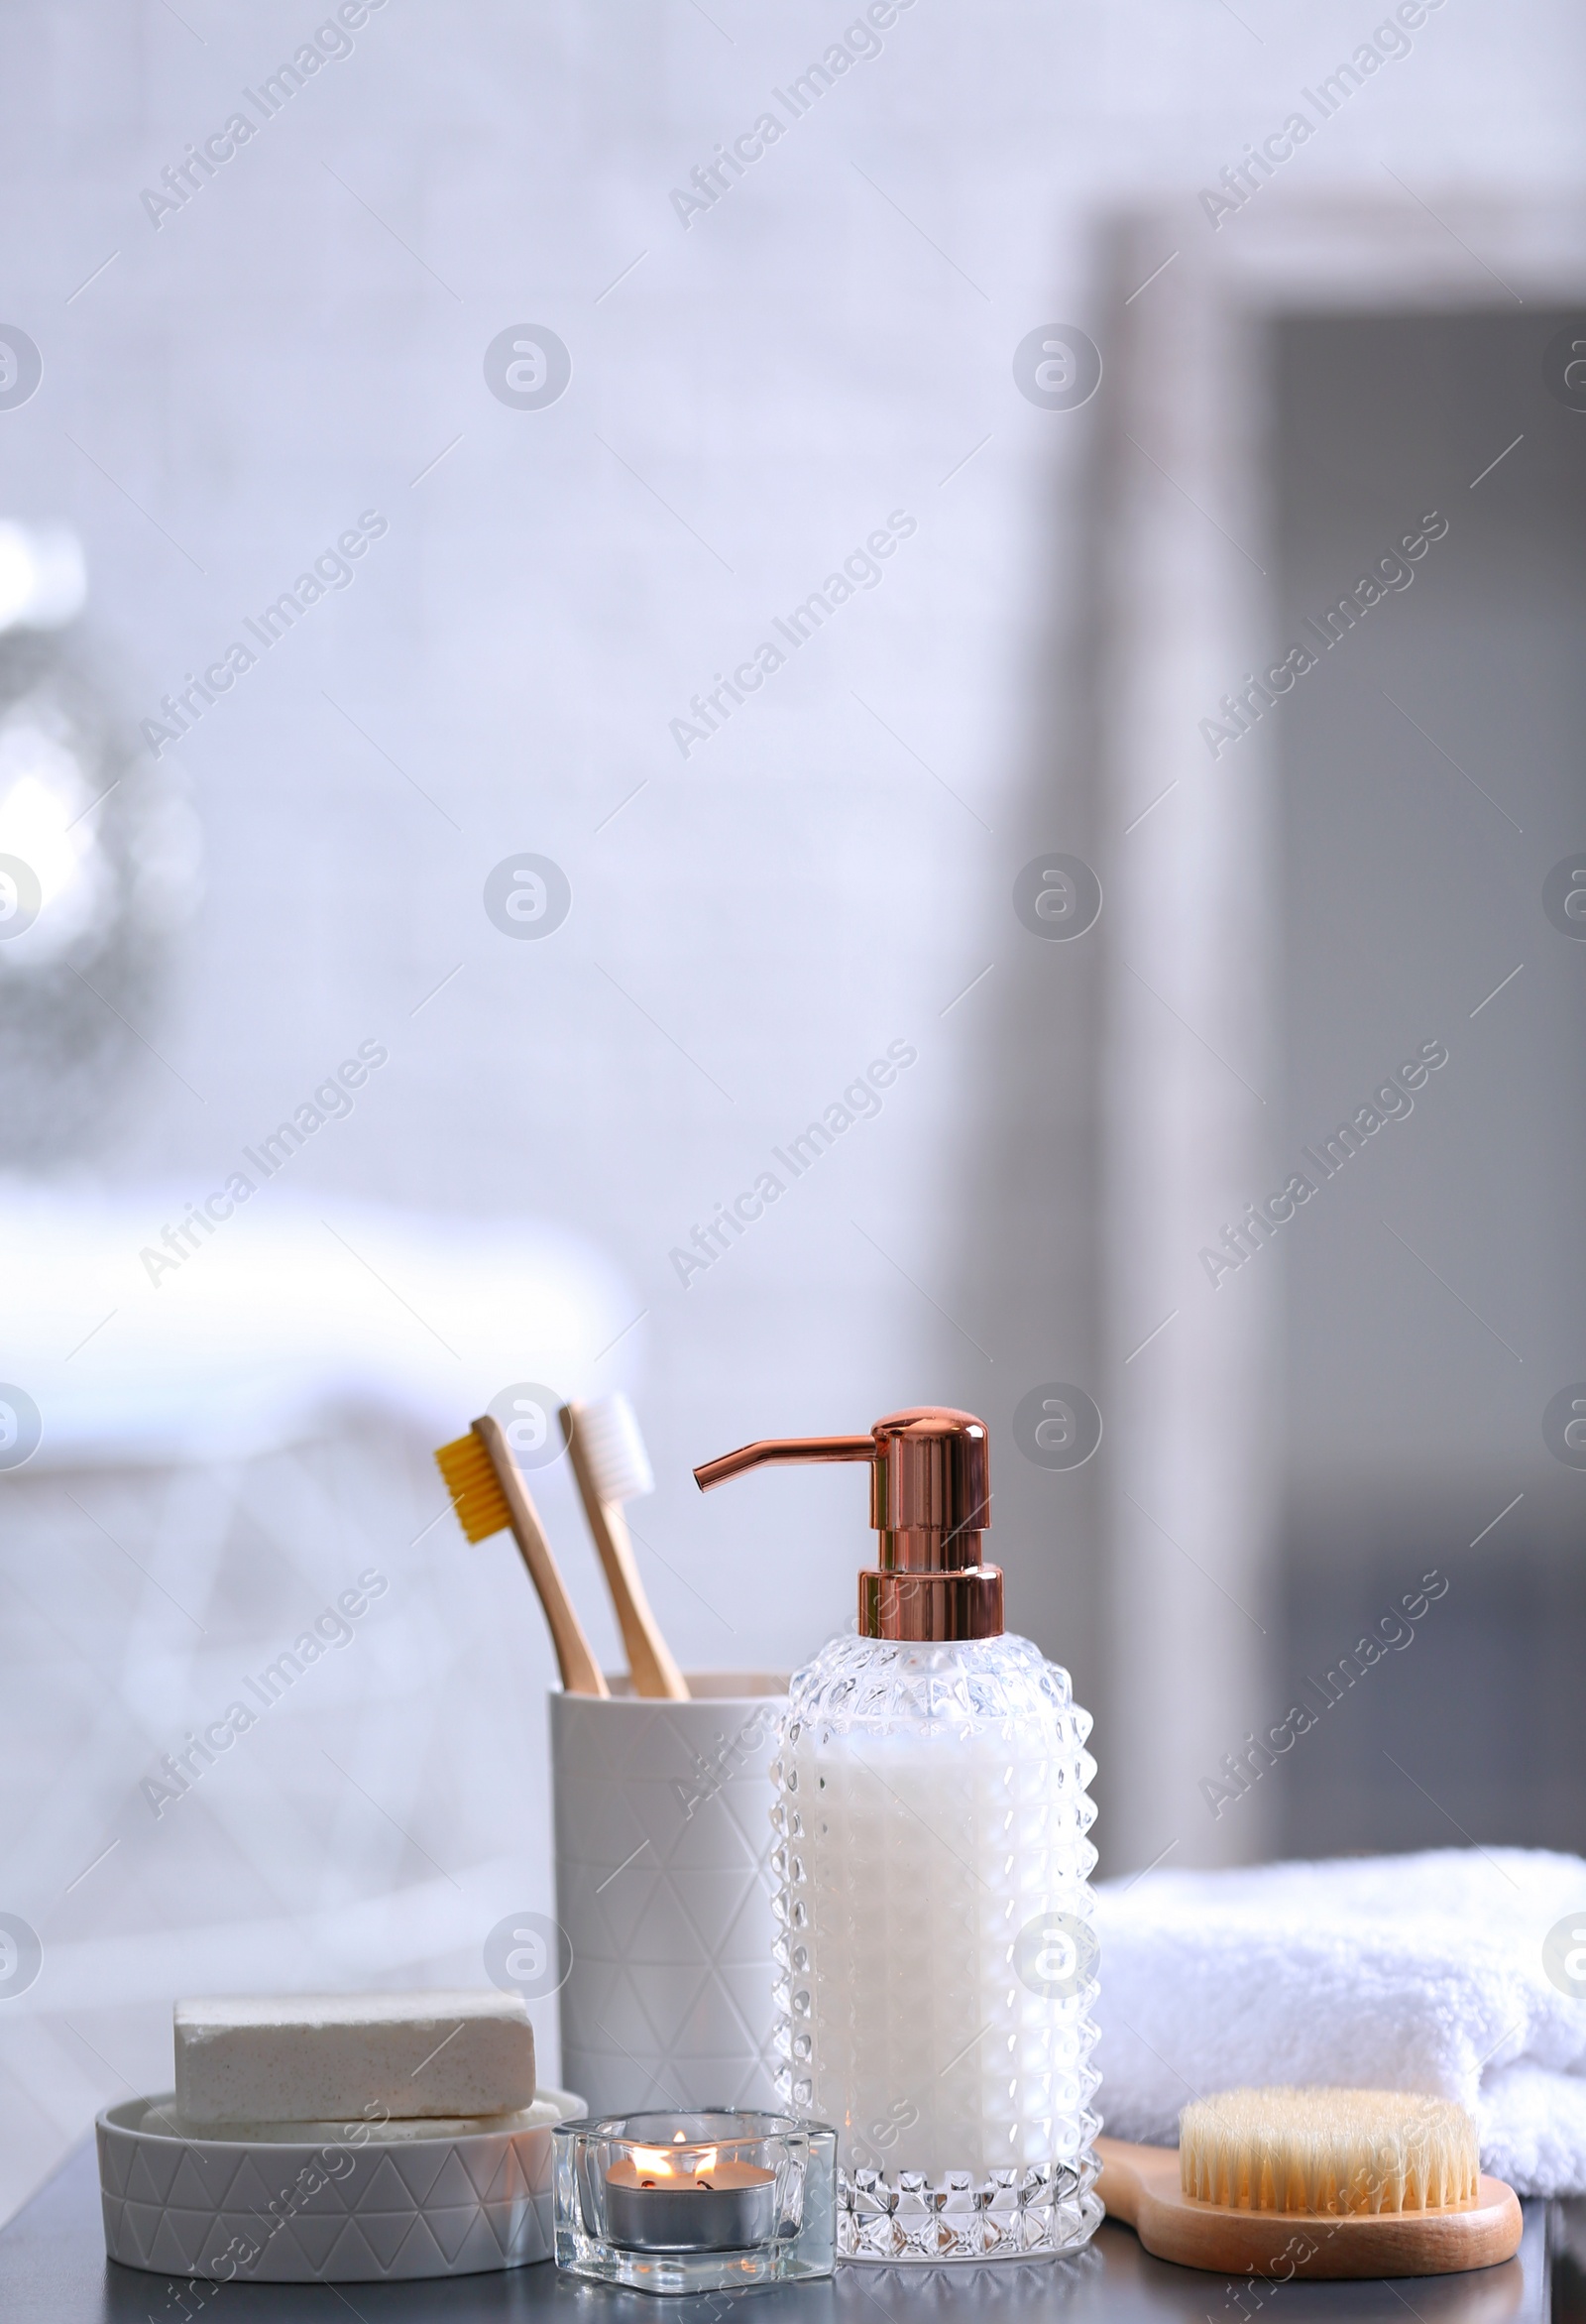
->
[473,1416,609,1697]
[566,1411,689,1700]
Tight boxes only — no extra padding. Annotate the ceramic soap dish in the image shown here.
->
[97,2087,580,2281]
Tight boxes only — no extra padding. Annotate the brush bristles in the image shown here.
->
[573,1392,653,1505]
[434,1429,510,1543]
[1179,2088,1479,2215]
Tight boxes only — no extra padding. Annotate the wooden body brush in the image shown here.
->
[435,1414,608,1695]
[1096,2089,1522,2278]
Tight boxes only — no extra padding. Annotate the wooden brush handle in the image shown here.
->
[1093,2137,1155,2230]
[473,1416,609,1698]
[1094,2137,1524,2279]
[565,1407,689,1701]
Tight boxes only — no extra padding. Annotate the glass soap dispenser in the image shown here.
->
[694,1408,1100,2265]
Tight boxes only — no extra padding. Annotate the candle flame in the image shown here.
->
[629,2143,720,2178]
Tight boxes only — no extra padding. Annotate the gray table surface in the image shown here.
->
[0,2143,1549,2324]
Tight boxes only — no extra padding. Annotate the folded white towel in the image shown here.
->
[1094,1847,1586,2195]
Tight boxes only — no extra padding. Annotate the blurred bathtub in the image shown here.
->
[0,1183,639,1467]
[0,1186,638,2223]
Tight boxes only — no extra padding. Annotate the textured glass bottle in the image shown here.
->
[695,1410,1101,2264]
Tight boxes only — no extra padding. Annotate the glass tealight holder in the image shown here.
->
[552,2110,837,2295]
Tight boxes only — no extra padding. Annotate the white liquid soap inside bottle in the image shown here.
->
[694,1408,1100,2264]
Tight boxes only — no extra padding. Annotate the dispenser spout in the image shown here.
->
[693,1435,874,1492]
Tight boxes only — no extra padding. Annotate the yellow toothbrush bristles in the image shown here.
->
[1179,2088,1480,2215]
[435,1427,510,1542]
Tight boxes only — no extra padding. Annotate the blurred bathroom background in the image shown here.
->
[1,0,1583,2222]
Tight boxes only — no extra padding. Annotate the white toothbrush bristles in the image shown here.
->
[575,1392,654,1506]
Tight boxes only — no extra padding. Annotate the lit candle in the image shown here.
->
[605,2133,778,2252]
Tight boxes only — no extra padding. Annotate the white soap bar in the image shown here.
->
[174,1992,536,2126]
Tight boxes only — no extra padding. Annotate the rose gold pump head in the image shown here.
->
[693,1407,1003,1642]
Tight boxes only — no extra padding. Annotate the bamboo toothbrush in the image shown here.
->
[435,1414,608,1696]
[1096,2088,1521,2278]
[562,1393,688,1700]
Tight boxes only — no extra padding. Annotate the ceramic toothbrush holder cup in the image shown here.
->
[552,1676,786,2118]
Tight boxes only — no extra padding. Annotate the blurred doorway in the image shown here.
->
[1272,308,1586,1857]
[1091,209,1586,1871]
